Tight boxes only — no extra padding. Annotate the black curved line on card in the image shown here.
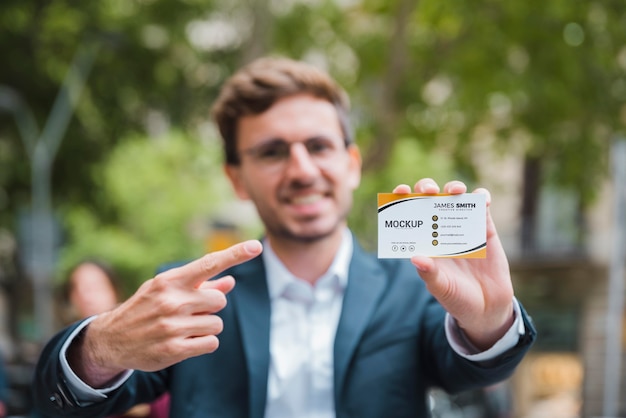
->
[378,196,430,213]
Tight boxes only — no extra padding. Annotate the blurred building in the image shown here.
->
[476,139,625,417]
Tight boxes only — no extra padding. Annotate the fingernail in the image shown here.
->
[244,240,262,254]
[425,183,438,192]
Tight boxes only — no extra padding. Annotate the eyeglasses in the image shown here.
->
[238,136,349,171]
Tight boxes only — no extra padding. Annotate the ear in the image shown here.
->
[224,164,251,200]
[346,144,362,190]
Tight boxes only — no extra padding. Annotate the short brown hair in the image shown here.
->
[211,56,353,165]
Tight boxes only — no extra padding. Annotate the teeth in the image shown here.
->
[292,194,322,205]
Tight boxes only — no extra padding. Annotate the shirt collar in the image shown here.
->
[264,228,353,300]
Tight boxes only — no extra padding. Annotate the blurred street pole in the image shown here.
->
[0,43,99,342]
[603,137,626,418]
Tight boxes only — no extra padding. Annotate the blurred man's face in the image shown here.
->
[69,264,118,318]
[226,94,361,244]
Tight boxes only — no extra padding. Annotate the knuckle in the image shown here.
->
[150,275,170,291]
[199,254,218,274]
[208,290,227,310]
[230,244,243,261]
[160,339,183,359]
[156,296,180,315]
[153,316,178,337]
[136,277,158,297]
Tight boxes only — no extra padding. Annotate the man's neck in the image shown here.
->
[266,229,346,284]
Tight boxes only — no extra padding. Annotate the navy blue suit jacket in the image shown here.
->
[33,239,536,417]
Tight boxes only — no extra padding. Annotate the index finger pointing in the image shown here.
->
[160,240,263,288]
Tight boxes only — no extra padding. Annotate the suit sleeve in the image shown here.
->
[420,292,536,394]
[32,322,167,418]
[0,354,7,403]
[445,297,526,360]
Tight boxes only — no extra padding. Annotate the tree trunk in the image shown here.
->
[520,155,542,254]
[363,0,417,172]
[239,0,272,65]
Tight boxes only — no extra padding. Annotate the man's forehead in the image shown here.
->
[237,95,343,144]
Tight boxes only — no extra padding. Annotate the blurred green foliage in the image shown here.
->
[350,137,454,251]
[1,0,625,290]
[57,131,234,292]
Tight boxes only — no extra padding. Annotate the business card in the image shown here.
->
[377,193,487,259]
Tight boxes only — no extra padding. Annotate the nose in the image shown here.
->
[284,142,320,179]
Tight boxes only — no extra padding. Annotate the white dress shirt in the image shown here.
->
[60,228,525,414]
[263,229,351,418]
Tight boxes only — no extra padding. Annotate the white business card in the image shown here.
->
[377,193,487,259]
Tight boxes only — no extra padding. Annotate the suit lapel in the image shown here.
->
[333,241,386,404]
[231,256,271,418]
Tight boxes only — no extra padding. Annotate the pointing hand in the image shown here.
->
[68,240,263,387]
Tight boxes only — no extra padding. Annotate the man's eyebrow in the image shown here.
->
[255,137,287,145]
[247,134,340,149]
[242,138,286,151]
[240,137,286,155]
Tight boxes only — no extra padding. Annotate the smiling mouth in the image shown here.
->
[290,194,325,205]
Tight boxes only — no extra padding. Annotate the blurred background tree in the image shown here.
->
[57,131,236,293]
[1,0,625,294]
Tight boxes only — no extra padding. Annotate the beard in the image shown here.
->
[258,202,352,245]
[266,221,340,243]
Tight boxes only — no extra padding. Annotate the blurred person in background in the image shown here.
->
[33,57,536,417]
[63,261,121,323]
[63,260,170,418]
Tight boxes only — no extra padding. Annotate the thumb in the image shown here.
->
[410,256,448,297]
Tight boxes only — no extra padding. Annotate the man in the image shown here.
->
[33,57,535,418]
